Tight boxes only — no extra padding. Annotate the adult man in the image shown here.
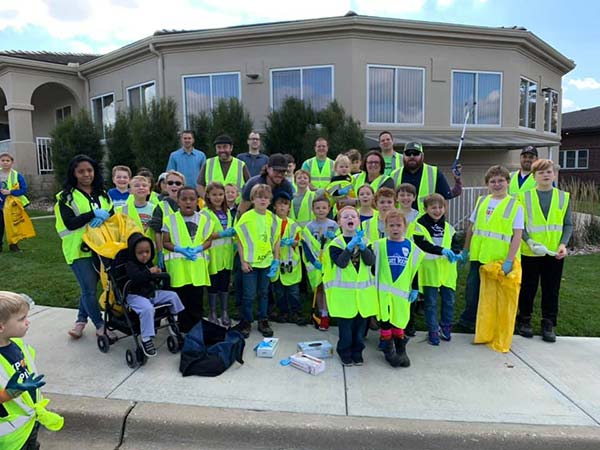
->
[238,153,295,217]
[508,146,538,195]
[301,138,334,190]
[237,131,269,177]
[166,130,206,188]
[390,141,453,213]
[378,131,403,175]
[197,134,250,198]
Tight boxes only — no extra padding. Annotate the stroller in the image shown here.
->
[83,214,184,368]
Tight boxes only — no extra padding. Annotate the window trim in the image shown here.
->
[55,104,72,124]
[181,71,242,128]
[559,149,589,170]
[450,69,503,127]
[542,87,559,134]
[126,80,156,109]
[366,64,426,127]
[519,76,538,130]
[90,92,115,140]
[269,64,335,111]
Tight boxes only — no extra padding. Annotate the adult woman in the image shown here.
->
[352,150,394,192]
[55,155,114,339]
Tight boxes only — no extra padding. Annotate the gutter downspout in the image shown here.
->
[149,43,164,98]
[77,71,89,110]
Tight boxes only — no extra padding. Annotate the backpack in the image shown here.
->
[179,319,245,377]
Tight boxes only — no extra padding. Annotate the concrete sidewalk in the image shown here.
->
[25,306,600,448]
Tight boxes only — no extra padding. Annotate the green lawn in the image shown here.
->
[3,213,600,337]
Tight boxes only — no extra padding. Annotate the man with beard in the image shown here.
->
[508,146,538,195]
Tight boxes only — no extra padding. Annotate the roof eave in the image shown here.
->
[0,55,79,74]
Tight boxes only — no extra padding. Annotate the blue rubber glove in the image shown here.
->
[408,290,419,303]
[191,245,204,254]
[356,230,365,240]
[157,251,165,270]
[324,230,337,240]
[458,248,469,267]
[173,245,186,255]
[5,372,46,398]
[89,217,103,228]
[313,261,323,271]
[338,185,351,196]
[267,260,280,278]
[281,237,295,247]
[218,228,236,238]
[501,260,513,275]
[357,237,367,251]
[451,161,462,178]
[93,209,110,221]
[346,235,359,252]
[442,248,457,263]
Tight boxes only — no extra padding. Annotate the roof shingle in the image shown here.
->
[562,106,600,131]
[0,50,100,65]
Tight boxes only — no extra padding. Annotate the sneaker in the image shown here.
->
[8,244,22,253]
[258,320,274,337]
[541,319,556,343]
[274,313,288,324]
[68,321,86,339]
[341,356,353,367]
[428,331,440,346]
[352,354,364,366]
[439,325,452,342]
[141,339,157,357]
[233,320,251,339]
[318,316,329,331]
[516,321,534,338]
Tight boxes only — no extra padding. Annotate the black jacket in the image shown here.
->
[116,232,157,298]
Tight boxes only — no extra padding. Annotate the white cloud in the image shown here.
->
[437,0,454,8]
[353,0,427,15]
[568,77,600,90]
[562,98,577,112]
[67,40,95,54]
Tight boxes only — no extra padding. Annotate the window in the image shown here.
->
[127,81,155,110]
[271,66,333,111]
[368,65,424,124]
[559,149,588,169]
[91,93,115,139]
[452,71,502,125]
[183,72,240,127]
[543,88,559,133]
[519,77,537,128]
[55,105,71,123]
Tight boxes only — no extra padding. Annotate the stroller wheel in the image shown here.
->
[136,347,148,366]
[97,335,110,353]
[125,349,137,369]
[167,335,180,354]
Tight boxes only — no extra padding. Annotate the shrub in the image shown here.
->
[189,112,212,156]
[106,110,136,173]
[316,100,366,157]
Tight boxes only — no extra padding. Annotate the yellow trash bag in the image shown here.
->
[83,213,143,315]
[2,196,35,244]
[474,259,522,353]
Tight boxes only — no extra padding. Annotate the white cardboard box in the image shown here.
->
[297,340,334,359]
[255,338,279,358]
[290,352,326,375]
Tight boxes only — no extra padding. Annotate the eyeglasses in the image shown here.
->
[404,151,421,157]
[366,160,381,165]
[167,181,183,186]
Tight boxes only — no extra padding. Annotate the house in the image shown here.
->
[0,12,574,194]
[560,106,600,184]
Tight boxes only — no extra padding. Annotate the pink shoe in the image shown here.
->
[68,322,86,339]
[96,326,117,341]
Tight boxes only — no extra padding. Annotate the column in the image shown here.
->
[5,103,37,176]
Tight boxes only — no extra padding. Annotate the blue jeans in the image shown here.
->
[70,257,103,329]
[423,286,455,332]
[272,281,301,314]
[459,261,482,328]
[233,253,243,308]
[336,315,367,361]
[242,267,270,322]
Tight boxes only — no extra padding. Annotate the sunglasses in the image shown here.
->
[404,151,421,157]
[167,180,183,186]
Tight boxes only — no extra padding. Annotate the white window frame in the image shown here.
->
[559,149,589,170]
[126,80,156,109]
[90,92,115,140]
[55,104,72,124]
[543,87,559,134]
[519,76,537,130]
[366,64,426,126]
[181,72,241,128]
[450,70,503,127]
[269,65,335,111]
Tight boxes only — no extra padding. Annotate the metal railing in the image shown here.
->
[447,186,489,230]
[36,137,53,174]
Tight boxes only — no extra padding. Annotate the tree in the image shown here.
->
[317,100,366,157]
[50,110,103,186]
[106,110,136,173]
[189,112,212,156]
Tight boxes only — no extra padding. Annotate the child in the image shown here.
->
[458,165,524,332]
[361,187,396,243]
[108,165,132,208]
[290,170,315,228]
[271,193,305,325]
[396,183,419,228]
[162,187,214,333]
[0,291,63,448]
[323,207,376,366]
[0,152,29,252]
[357,184,376,224]
[117,175,156,240]
[137,167,160,205]
[326,154,355,213]
[234,184,281,338]
[203,182,236,327]
[345,149,362,175]
[284,154,297,192]
[225,183,240,219]
[412,194,461,345]
[373,209,424,367]
[156,172,168,196]
[118,233,185,357]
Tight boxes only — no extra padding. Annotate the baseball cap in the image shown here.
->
[521,145,538,156]
[404,141,424,154]
[268,153,288,171]
[213,134,233,145]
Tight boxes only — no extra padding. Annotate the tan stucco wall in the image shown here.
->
[31,82,80,139]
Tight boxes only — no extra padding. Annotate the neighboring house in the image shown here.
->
[0,12,574,194]
[560,106,600,184]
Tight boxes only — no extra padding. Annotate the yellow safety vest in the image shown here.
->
[163,211,213,287]
[235,209,279,268]
[304,157,334,189]
[300,226,323,291]
[390,164,438,213]
[54,190,112,264]
[5,170,29,207]
[149,191,160,205]
[322,236,377,319]
[271,218,302,286]
[374,238,424,329]
[351,172,390,192]
[519,189,569,257]
[204,157,246,191]
[289,190,315,227]
[508,171,536,195]
[203,208,234,274]
[470,195,520,264]
[325,179,354,203]
[117,196,156,241]
[412,221,457,289]
[384,151,403,175]
[360,216,384,243]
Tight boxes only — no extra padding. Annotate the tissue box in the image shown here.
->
[297,340,333,359]
[290,352,326,375]
[255,338,279,358]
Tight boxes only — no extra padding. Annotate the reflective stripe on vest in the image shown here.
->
[520,189,569,256]
[206,158,245,190]
[290,191,315,227]
[306,158,333,188]
[236,210,278,266]
[391,164,437,213]
[509,171,536,195]
[6,170,29,207]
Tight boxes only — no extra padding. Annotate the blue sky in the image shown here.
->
[1,0,598,112]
